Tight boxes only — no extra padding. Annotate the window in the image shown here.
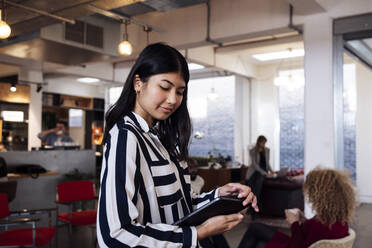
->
[188,76,235,158]
[278,69,305,169]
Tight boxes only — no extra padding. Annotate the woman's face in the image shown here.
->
[259,141,266,149]
[133,72,186,126]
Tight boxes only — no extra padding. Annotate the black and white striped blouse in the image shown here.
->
[97,112,218,247]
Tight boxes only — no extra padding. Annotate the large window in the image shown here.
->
[188,76,235,158]
[343,63,356,180]
[277,69,305,169]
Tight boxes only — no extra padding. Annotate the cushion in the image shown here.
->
[0,227,56,246]
[0,193,9,218]
[57,180,95,202]
[58,209,97,225]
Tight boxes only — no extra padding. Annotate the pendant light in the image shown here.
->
[118,20,133,56]
[144,25,152,45]
[0,1,11,39]
[10,84,16,92]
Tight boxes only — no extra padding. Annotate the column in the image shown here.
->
[19,68,43,150]
[234,75,251,165]
[303,13,344,215]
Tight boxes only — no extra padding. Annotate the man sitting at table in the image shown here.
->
[37,121,74,146]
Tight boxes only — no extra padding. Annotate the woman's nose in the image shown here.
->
[167,91,177,104]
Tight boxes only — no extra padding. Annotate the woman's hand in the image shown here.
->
[285,208,301,224]
[218,183,259,212]
[196,213,244,240]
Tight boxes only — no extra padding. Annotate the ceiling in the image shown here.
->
[3,0,206,38]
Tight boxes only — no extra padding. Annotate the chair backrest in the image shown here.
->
[308,228,356,248]
[0,193,10,218]
[57,180,95,203]
[0,180,18,202]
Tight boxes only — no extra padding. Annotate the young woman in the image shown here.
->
[238,167,356,248]
[97,43,259,248]
[245,136,274,206]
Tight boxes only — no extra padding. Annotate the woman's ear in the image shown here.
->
[133,75,142,93]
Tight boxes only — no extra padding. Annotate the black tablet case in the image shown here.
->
[174,196,247,226]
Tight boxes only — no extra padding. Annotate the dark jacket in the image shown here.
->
[245,146,272,180]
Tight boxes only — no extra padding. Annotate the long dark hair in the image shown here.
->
[104,43,192,161]
[255,135,267,149]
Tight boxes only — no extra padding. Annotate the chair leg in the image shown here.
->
[69,223,73,248]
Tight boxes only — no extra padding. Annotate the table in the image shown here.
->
[197,166,246,192]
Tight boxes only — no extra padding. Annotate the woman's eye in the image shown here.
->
[177,91,183,96]
[160,86,169,91]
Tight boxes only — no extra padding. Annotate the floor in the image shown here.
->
[50,203,372,247]
[224,203,372,248]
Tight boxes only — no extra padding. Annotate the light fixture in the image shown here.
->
[143,26,152,45]
[0,1,11,39]
[207,87,219,100]
[253,48,304,61]
[9,84,16,92]
[77,77,100,83]
[188,63,205,70]
[118,20,133,56]
[274,71,304,91]
[36,84,43,93]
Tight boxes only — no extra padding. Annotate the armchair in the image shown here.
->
[0,193,56,247]
[309,228,356,248]
[56,180,97,246]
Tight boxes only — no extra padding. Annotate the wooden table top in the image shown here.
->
[7,171,59,179]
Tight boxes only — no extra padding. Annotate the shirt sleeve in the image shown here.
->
[97,127,198,248]
[288,220,312,248]
[191,187,219,210]
[37,132,45,140]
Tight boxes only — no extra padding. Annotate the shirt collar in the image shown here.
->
[127,112,150,133]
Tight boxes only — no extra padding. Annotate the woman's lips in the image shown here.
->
[160,107,173,113]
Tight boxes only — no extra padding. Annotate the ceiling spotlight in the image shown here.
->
[118,20,133,56]
[252,48,304,61]
[77,77,100,83]
[10,84,16,92]
[0,4,11,39]
[36,84,43,93]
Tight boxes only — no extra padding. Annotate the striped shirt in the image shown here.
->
[97,112,218,247]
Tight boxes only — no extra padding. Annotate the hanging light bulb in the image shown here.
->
[118,20,133,56]
[10,84,16,92]
[143,25,152,46]
[207,87,219,100]
[0,6,11,39]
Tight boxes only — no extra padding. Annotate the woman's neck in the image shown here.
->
[133,106,154,128]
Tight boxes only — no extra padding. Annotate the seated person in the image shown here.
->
[187,158,205,194]
[246,136,275,202]
[238,167,356,248]
[37,121,74,146]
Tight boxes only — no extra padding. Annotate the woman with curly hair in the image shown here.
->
[238,167,356,248]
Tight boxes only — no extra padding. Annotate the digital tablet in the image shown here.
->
[174,196,248,226]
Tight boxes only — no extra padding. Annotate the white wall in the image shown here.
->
[44,78,105,99]
[356,62,372,203]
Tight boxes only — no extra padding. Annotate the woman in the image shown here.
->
[238,167,356,248]
[97,43,258,247]
[245,136,274,202]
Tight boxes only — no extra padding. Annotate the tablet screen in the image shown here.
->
[174,196,247,226]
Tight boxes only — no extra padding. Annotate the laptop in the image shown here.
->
[276,167,289,178]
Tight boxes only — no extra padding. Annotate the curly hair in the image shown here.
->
[303,167,356,228]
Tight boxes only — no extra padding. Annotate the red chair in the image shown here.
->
[56,180,97,245]
[0,193,56,247]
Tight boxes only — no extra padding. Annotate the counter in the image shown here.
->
[0,150,96,210]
